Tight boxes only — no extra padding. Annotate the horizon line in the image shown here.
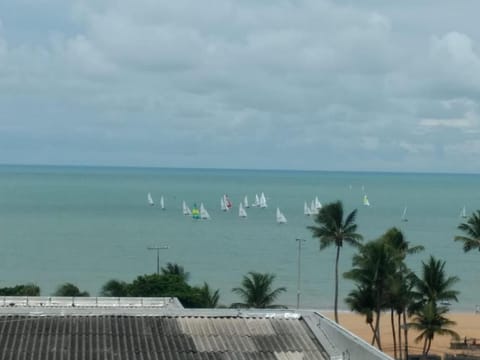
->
[0,162,479,176]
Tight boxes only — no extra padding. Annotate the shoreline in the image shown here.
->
[321,311,480,357]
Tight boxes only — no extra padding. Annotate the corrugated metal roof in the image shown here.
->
[0,315,328,360]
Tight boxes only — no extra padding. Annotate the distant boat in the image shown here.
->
[244,196,249,208]
[147,193,154,206]
[160,195,165,210]
[460,206,467,219]
[252,194,260,207]
[314,196,322,210]
[239,203,248,218]
[363,195,370,207]
[182,201,191,216]
[220,198,227,211]
[304,201,312,216]
[192,204,200,219]
[200,203,210,220]
[276,208,287,224]
[259,192,268,208]
[310,200,318,215]
[223,194,233,210]
[401,206,408,222]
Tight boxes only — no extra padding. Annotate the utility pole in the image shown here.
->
[147,245,169,274]
[296,238,306,309]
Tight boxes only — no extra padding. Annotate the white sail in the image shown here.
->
[276,207,287,224]
[200,203,210,220]
[259,192,268,208]
[461,206,467,218]
[239,203,247,218]
[401,206,408,222]
[252,194,260,207]
[310,200,318,215]
[147,192,154,206]
[244,195,249,208]
[363,195,370,206]
[160,195,165,210]
[221,198,227,211]
[182,201,191,216]
[314,196,322,209]
[304,202,312,216]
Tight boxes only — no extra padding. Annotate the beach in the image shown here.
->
[323,311,480,358]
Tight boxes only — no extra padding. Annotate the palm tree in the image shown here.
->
[198,282,220,308]
[161,263,190,282]
[345,285,377,345]
[380,227,424,360]
[412,256,460,306]
[344,239,400,350]
[308,200,362,323]
[454,210,480,252]
[231,272,286,308]
[408,301,459,357]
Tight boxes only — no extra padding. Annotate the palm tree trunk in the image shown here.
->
[403,312,409,360]
[334,245,340,323]
[374,305,383,350]
[397,312,403,360]
[425,337,432,357]
[391,308,397,359]
[369,319,380,346]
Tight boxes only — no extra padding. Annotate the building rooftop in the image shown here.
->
[0,297,393,360]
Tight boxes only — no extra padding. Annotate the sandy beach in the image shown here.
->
[323,311,480,358]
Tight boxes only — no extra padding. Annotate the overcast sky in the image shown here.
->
[1,0,479,173]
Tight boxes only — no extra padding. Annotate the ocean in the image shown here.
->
[0,165,478,311]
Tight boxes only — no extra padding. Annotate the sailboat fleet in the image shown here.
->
[147,189,469,224]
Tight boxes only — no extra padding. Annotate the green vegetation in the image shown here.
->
[454,210,480,252]
[0,283,40,296]
[54,282,90,297]
[308,200,362,323]
[231,271,286,309]
[342,225,461,359]
[408,302,459,357]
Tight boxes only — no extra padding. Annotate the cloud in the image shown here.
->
[1,0,480,171]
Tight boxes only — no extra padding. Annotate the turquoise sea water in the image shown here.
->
[0,165,478,311]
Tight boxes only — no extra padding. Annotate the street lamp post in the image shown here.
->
[147,245,169,274]
[296,238,306,309]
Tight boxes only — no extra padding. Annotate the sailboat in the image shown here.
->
[244,195,249,208]
[239,203,248,218]
[310,200,318,215]
[147,193,154,206]
[220,198,227,211]
[182,201,191,216]
[363,194,370,206]
[460,206,467,219]
[191,204,200,219]
[259,192,268,208]
[223,194,233,210]
[304,201,312,216]
[160,195,165,210]
[200,203,210,220]
[401,206,408,222]
[276,208,287,224]
[314,196,322,210]
[252,194,260,207]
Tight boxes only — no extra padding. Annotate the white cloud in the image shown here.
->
[1,0,480,171]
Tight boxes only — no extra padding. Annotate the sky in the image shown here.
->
[1,0,480,173]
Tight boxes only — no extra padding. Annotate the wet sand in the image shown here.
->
[323,311,480,358]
